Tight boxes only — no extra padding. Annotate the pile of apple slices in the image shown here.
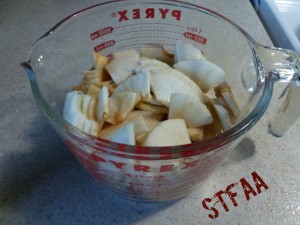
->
[63,40,240,146]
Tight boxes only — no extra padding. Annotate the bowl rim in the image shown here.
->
[21,0,274,157]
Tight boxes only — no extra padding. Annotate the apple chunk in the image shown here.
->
[114,71,151,99]
[142,119,191,147]
[168,93,213,128]
[174,59,225,92]
[174,40,205,63]
[105,49,139,85]
[110,123,136,145]
[150,68,204,106]
[105,91,140,124]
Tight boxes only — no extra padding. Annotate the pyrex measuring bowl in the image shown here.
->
[21,0,300,202]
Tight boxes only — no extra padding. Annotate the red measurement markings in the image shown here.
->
[90,27,114,40]
[94,40,116,52]
[115,22,184,29]
[183,32,207,45]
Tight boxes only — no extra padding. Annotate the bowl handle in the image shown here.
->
[256,44,300,137]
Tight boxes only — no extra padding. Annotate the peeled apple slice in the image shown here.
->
[76,94,97,120]
[73,70,101,94]
[150,68,204,106]
[106,92,140,124]
[105,49,139,85]
[100,116,149,140]
[114,71,151,99]
[214,82,241,119]
[187,127,204,142]
[87,84,100,99]
[90,121,99,136]
[174,59,225,92]
[98,80,117,95]
[97,86,109,121]
[135,102,169,115]
[142,119,191,147]
[63,91,98,135]
[168,93,213,128]
[82,94,92,116]
[92,51,109,70]
[135,57,170,74]
[126,110,165,121]
[83,120,98,136]
[142,96,165,106]
[110,123,136,145]
[210,99,232,131]
[63,91,84,120]
[65,113,87,131]
[125,110,165,129]
[140,45,174,65]
[174,40,205,63]
[135,132,149,145]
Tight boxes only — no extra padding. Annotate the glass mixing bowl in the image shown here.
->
[21,0,300,202]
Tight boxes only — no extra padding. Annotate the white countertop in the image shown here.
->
[0,0,299,224]
[253,0,300,55]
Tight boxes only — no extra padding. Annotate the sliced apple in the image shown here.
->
[97,86,109,121]
[87,84,100,99]
[135,102,169,115]
[83,120,98,135]
[65,42,240,144]
[83,70,100,84]
[187,127,204,142]
[110,123,136,145]
[82,94,92,117]
[209,99,232,131]
[174,40,205,63]
[63,91,98,135]
[63,91,84,120]
[81,94,97,120]
[150,68,204,106]
[100,115,149,139]
[168,93,213,128]
[135,57,170,74]
[135,131,149,145]
[114,71,151,99]
[97,80,117,95]
[106,92,140,124]
[65,113,87,131]
[125,110,165,122]
[126,110,164,131]
[88,97,96,120]
[214,81,241,120]
[75,69,101,93]
[174,59,225,92]
[142,119,191,147]
[140,44,174,65]
[142,95,165,106]
[105,49,139,85]
[92,51,109,70]
[90,120,99,136]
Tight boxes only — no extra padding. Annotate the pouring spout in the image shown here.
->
[255,44,300,137]
[21,61,35,81]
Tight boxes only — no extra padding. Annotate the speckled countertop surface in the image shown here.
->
[0,0,299,224]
